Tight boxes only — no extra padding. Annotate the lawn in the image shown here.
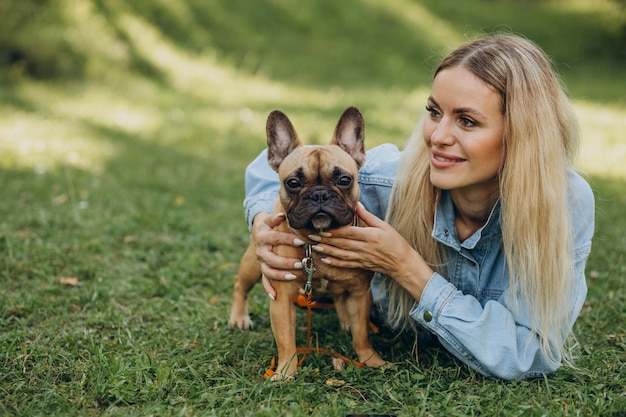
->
[0,0,625,416]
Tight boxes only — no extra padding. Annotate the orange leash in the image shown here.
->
[264,292,366,379]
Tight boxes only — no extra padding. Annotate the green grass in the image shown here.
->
[0,0,625,415]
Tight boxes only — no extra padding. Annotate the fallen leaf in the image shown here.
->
[325,378,346,387]
[123,235,138,243]
[209,296,220,305]
[331,357,346,371]
[59,277,79,286]
[174,196,185,207]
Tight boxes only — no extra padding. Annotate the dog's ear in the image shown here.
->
[332,107,366,168]
[266,110,302,172]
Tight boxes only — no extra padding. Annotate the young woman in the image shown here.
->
[242,33,595,380]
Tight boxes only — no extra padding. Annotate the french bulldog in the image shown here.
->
[228,107,386,379]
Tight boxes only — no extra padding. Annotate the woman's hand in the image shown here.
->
[251,212,304,300]
[309,203,434,302]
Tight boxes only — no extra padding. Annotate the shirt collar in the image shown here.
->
[432,190,501,250]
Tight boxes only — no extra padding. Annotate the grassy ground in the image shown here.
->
[0,0,625,416]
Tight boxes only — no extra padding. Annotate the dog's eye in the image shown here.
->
[337,176,353,187]
[286,178,301,189]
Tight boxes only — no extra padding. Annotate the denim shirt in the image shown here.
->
[243,143,595,380]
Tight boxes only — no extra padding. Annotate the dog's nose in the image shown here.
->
[309,188,330,204]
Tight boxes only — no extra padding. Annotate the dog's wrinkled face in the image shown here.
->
[278,146,359,231]
[266,107,366,233]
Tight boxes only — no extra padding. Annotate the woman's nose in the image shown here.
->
[429,119,455,146]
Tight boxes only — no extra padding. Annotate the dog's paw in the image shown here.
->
[228,315,254,331]
[358,351,387,368]
[364,357,389,368]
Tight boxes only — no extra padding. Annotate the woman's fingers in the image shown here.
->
[254,212,305,248]
[308,204,389,244]
[307,209,410,275]
[355,201,385,228]
[257,245,302,272]
[251,211,304,282]
[262,275,277,300]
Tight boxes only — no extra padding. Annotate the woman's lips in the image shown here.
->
[431,150,466,168]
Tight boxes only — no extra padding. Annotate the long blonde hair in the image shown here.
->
[385,33,580,365]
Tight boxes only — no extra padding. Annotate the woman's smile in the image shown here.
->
[431,150,467,168]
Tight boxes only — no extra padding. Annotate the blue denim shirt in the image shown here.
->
[243,144,595,380]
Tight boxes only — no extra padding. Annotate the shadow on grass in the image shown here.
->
[2,0,624,103]
[117,0,625,102]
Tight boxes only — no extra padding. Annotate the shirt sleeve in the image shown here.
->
[410,275,560,380]
[409,172,595,381]
[243,149,279,230]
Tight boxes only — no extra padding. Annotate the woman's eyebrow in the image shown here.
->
[453,107,486,118]
[428,96,486,118]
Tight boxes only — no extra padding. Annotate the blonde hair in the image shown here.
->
[385,33,580,366]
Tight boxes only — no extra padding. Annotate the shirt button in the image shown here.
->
[443,229,449,237]
[423,311,433,322]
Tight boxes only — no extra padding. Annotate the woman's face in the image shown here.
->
[423,66,505,195]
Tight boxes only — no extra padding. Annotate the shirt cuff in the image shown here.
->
[409,272,457,331]
[244,191,278,231]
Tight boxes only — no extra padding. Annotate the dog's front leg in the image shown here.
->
[346,290,387,368]
[269,281,300,379]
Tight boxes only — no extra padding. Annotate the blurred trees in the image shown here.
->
[0,0,83,79]
[1,0,624,83]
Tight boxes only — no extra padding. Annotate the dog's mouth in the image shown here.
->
[311,213,333,232]
[287,202,356,232]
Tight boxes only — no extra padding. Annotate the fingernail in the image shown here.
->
[321,258,331,265]
[268,293,276,301]
[276,212,285,218]
[358,201,364,208]
[308,235,322,242]
[312,245,324,253]
[319,232,332,237]
[294,262,303,269]
[285,273,297,280]
[294,238,306,246]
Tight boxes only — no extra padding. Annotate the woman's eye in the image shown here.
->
[337,176,352,187]
[425,105,441,118]
[286,178,301,189]
[459,117,477,128]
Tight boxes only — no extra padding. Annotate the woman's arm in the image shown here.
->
[411,251,589,380]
